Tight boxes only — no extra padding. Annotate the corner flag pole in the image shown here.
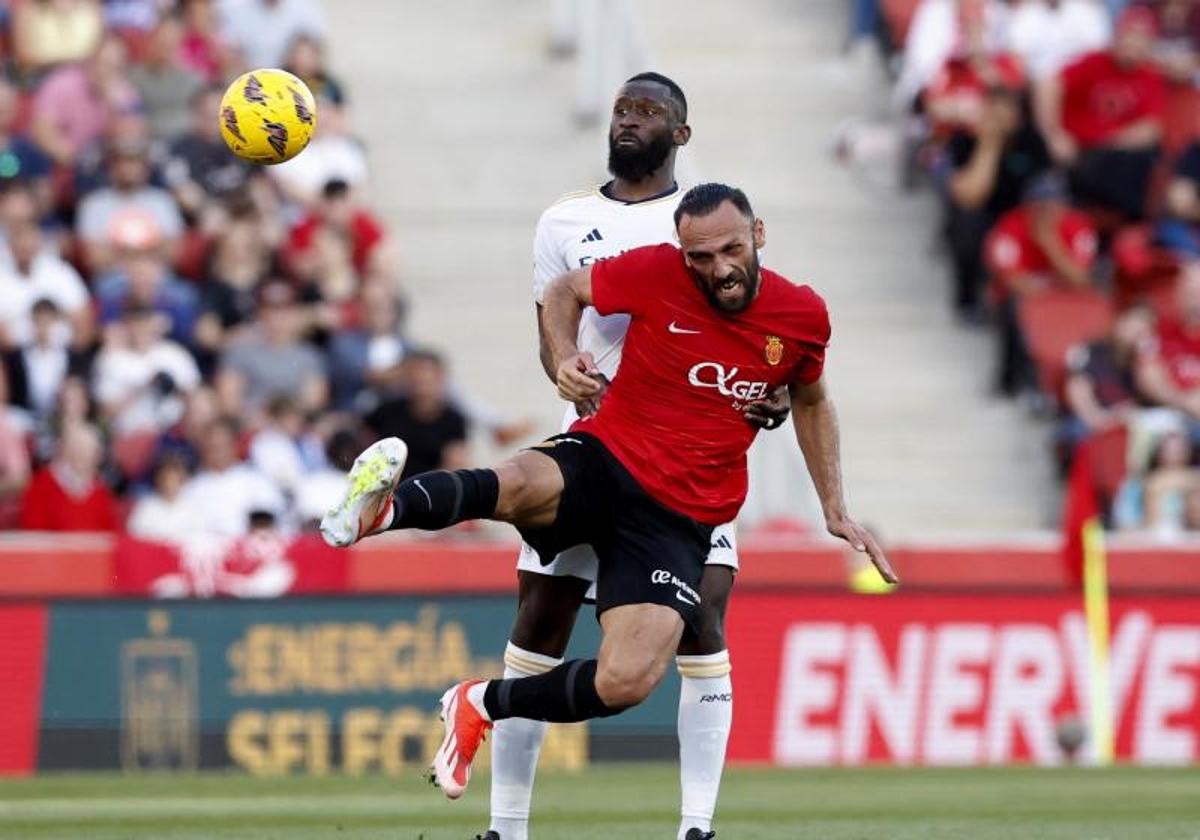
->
[1082,518,1113,765]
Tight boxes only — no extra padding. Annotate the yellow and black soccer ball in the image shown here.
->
[218,69,317,164]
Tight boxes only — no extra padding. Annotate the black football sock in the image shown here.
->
[387,469,500,531]
[482,659,626,723]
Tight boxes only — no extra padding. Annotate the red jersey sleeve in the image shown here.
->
[590,244,675,319]
[792,286,831,386]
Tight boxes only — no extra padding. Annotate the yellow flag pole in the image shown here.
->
[1082,518,1113,765]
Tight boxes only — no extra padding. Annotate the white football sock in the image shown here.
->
[489,642,563,840]
[676,651,733,840]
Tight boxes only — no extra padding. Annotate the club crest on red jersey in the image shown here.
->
[765,335,784,366]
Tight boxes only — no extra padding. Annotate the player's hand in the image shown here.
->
[557,352,605,404]
[574,373,610,417]
[827,516,898,584]
[743,387,790,430]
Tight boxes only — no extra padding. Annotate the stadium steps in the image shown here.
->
[330,0,1057,536]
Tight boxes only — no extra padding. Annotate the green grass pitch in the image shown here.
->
[1,764,1198,839]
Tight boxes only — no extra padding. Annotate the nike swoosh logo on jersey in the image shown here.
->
[668,321,701,335]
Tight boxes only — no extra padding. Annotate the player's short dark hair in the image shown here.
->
[625,71,687,122]
[674,182,754,228]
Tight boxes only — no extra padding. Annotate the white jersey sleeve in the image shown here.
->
[532,206,571,306]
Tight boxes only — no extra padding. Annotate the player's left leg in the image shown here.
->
[433,602,684,799]
[673,564,734,840]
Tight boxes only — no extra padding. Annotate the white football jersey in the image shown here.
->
[532,185,682,396]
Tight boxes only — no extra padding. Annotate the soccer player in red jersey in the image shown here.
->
[321,182,895,810]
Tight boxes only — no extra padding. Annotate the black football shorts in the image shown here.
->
[517,432,713,627]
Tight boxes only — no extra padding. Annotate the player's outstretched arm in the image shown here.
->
[542,267,606,407]
[789,376,899,584]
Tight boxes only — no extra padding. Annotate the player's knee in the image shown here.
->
[594,659,660,709]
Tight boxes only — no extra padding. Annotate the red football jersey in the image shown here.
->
[1060,51,1166,148]
[984,206,1098,294]
[571,244,830,525]
[1150,318,1200,391]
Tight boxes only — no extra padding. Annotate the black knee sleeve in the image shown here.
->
[483,659,624,723]
[390,469,499,531]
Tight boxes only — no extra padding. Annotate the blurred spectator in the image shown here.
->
[175,416,285,536]
[152,384,219,473]
[282,33,345,105]
[12,0,104,77]
[0,365,32,509]
[986,171,1099,394]
[1143,0,1200,81]
[1136,263,1200,418]
[294,426,357,527]
[364,348,468,480]
[20,421,116,531]
[76,134,184,271]
[127,12,204,141]
[894,0,1011,109]
[126,450,195,541]
[95,248,198,346]
[1009,0,1112,82]
[328,279,406,410]
[1159,138,1200,256]
[3,299,90,422]
[92,304,200,437]
[0,83,54,207]
[1114,427,1199,532]
[218,0,327,70]
[922,5,1025,137]
[985,171,1099,298]
[270,97,367,205]
[164,86,252,220]
[0,218,92,349]
[178,0,230,83]
[287,178,395,289]
[1062,305,1154,448]
[215,280,328,421]
[30,33,140,166]
[943,86,1051,316]
[192,202,273,369]
[104,0,164,34]
[1045,6,1165,219]
[249,394,325,495]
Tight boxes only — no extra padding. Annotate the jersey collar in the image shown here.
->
[596,181,680,206]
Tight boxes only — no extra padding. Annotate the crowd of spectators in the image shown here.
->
[0,0,509,540]
[866,0,1200,535]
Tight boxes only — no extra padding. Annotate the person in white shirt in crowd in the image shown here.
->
[177,416,286,536]
[270,93,366,206]
[248,394,325,497]
[217,0,326,70]
[93,304,201,437]
[894,0,1011,109]
[0,215,92,350]
[126,450,196,541]
[5,299,84,424]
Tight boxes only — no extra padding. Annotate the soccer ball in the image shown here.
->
[218,69,317,164]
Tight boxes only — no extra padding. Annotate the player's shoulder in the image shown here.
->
[761,268,830,338]
[763,266,826,309]
[540,186,604,217]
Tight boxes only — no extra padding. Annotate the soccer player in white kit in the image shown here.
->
[481,73,789,840]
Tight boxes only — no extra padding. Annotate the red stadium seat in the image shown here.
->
[1018,289,1114,401]
[112,431,160,483]
[1112,224,1181,311]
[1162,82,1200,160]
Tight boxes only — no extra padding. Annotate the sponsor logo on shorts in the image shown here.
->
[651,569,700,606]
[700,693,733,703]
[687,362,770,407]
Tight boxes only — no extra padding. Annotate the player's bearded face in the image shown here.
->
[607,124,674,182]
[690,248,761,314]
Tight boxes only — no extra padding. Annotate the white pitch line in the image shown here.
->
[0,794,470,821]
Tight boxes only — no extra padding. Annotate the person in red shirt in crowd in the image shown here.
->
[286,178,395,287]
[1044,6,1166,220]
[985,171,1099,395]
[20,421,117,531]
[1137,262,1200,419]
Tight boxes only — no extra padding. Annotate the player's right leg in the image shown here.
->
[320,437,564,547]
[487,568,590,840]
